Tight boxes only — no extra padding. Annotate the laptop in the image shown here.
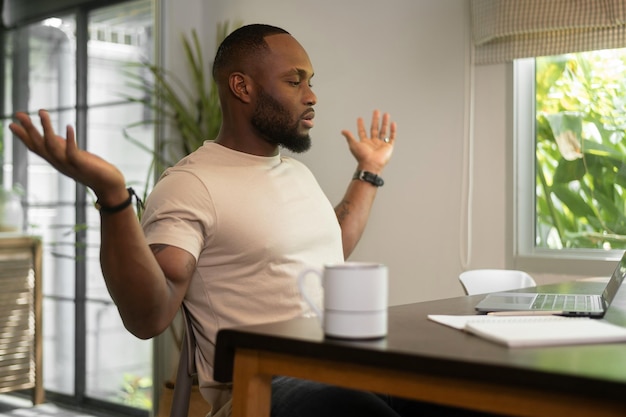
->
[474,251,626,317]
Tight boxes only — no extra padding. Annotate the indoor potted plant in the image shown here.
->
[122,21,237,416]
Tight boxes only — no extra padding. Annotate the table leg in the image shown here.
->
[231,349,272,417]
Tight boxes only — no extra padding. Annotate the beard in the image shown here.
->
[251,88,312,153]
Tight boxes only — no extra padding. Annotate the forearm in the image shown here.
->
[335,176,379,259]
[98,207,176,339]
[9,110,185,338]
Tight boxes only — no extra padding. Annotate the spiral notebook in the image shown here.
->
[428,314,626,347]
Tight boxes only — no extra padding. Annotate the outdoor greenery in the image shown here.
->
[115,373,153,409]
[535,48,626,249]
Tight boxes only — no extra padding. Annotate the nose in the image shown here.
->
[304,84,317,106]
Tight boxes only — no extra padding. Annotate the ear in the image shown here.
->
[229,72,252,103]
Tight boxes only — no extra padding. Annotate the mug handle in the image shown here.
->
[297,267,323,324]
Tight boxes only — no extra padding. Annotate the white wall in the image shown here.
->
[161,0,518,305]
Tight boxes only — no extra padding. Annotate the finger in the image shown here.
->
[369,110,380,139]
[356,117,367,139]
[379,112,390,138]
[12,112,33,134]
[39,109,56,140]
[8,122,28,144]
[388,121,397,144]
[341,129,357,144]
[11,112,43,148]
[38,110,67,160]
[65,125,80,161]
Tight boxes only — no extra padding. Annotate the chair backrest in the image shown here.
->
[170,305,197,417]
[459,269,537,295]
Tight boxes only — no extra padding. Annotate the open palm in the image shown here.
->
[341,110,397,172]
[9,110,126,197]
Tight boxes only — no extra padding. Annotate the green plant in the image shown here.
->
[122,22,235,194]
[115,373,153,409]
[535,49,626,249]
[120,23,238,390]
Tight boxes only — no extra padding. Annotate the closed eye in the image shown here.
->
[283,68,314,88]
[288,81,314,88]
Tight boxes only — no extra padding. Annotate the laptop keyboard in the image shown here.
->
[531,294,602,311]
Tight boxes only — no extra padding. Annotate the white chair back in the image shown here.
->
[459,269,536,295]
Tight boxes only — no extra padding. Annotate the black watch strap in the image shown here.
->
[353,170,384,187]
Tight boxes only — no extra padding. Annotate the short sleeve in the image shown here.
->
[140,170,215,261]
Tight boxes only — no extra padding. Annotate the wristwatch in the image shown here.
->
[353,170,384,187]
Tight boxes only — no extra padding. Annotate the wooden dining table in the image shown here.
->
[214,279,626,417]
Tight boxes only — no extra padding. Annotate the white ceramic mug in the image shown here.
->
[297,262,388,339]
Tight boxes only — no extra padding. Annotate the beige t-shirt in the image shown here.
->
[141,142,344,408]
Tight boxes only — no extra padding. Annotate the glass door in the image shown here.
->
[2,1,154,414]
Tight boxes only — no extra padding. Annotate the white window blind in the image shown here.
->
[471,0,626,64]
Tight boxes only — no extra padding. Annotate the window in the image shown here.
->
[469,1,626,274]
[514,49,626,273]
[1,0,154,414]
[535,50,626,251]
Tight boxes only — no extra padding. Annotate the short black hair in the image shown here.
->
[212,24,290,81]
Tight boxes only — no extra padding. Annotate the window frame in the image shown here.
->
[512,58,624,277]
[2,1,154,415]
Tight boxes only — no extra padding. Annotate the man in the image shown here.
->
[11,24,482,417]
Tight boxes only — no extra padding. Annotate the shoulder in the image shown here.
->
[148,170,212,212]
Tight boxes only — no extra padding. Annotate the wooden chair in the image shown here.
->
[169,305,198,417]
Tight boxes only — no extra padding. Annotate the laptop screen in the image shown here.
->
[603,251,626,305]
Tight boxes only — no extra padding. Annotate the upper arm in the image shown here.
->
[150,243,197,306]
